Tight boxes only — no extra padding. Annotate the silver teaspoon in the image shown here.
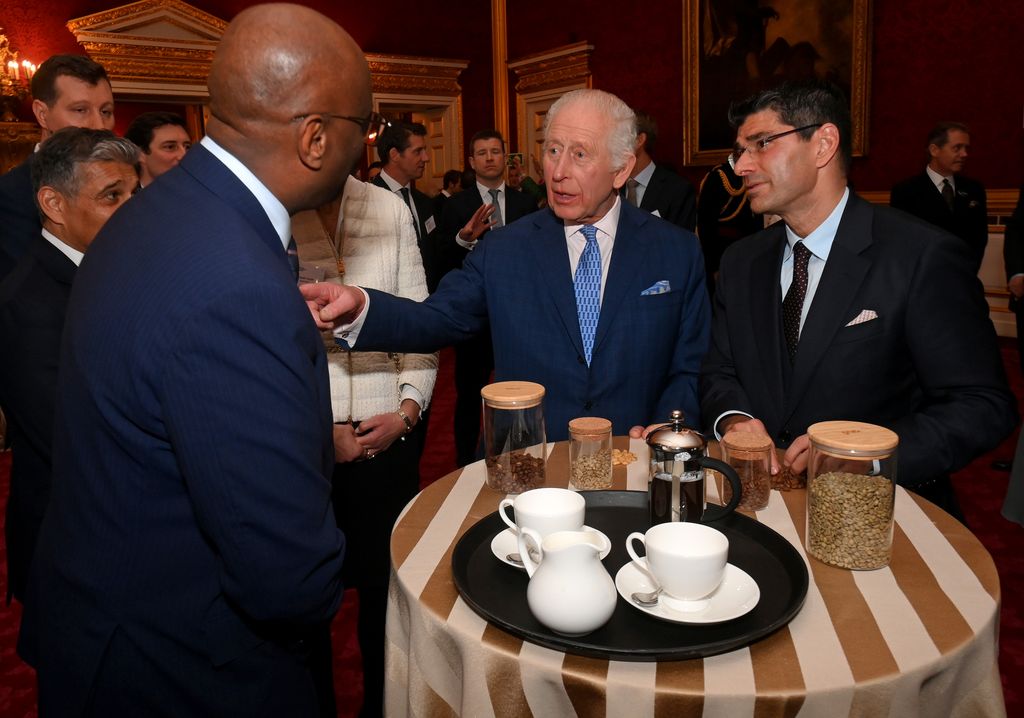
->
[631,588,662,607]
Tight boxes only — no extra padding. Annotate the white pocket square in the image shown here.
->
[845,309,878,327]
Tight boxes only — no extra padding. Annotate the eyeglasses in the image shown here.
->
[728,123,822,171]
[291,110,390,146]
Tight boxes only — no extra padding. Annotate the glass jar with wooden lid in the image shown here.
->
[480,381,546,493]
[720,431,773,511]
[806,421,898,570]
[568,417,613,490]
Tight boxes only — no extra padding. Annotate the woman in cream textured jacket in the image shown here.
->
[292,174,437,717]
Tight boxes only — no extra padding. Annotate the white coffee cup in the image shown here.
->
[626,522,729,611]
[499,487,585,539]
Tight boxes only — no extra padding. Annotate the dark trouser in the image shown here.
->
[1016,306,1024,376]
[331,414,427,718]
[454,332,493,466]
[909,475,966,527]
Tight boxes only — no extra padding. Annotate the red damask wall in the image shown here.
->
[5,0,1023,190]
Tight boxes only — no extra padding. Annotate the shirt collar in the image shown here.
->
[200,136,291,250]
[378,169,409,193]
[926,165,954,191]
[41,227,84,267]
[477,180,506,198]
[633,161,655,187]
[563,195,623,242]
[784,187,850,262]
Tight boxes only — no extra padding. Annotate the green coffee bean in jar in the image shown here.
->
[568,417,613,490]
[805,421,897,570]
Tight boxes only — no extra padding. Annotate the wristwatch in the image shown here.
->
[397,409,415,433]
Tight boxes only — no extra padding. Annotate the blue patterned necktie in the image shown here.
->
[574,224,601,365]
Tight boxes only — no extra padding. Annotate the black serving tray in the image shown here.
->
[451,490,808,661]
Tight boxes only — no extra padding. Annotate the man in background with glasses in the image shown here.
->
[18,5,373,715]
[700,80,1015,522]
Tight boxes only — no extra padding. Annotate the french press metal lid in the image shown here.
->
[645,410,743,523]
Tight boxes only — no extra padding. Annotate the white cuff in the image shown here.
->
[332,287,371,347]
[400,385,424,409]
[455,231,477,251]
[713,410,754,441]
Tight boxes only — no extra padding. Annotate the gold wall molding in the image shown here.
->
[509,42,594,95]
[0,122,38,174]
[365,54,468,98]
[67,0,225,101]
[491,0,509,140]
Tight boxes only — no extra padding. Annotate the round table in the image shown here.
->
[385,438,1004,717]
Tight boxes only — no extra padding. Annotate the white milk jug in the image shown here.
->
[517,528,616,636]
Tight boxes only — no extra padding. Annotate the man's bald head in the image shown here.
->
[206,4,371,212]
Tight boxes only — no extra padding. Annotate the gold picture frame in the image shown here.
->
[682,0,872,166]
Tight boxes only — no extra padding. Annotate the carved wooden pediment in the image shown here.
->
[66,0,226,100]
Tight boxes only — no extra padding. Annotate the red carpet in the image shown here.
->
[2,343,1023,716]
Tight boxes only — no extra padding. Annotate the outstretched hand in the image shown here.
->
[299,283,365,329]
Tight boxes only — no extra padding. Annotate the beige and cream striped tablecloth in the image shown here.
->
[385,439,1004,717]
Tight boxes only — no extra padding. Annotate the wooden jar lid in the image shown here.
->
[720,431,772,460]
[568,416,612,439]
[480,381,545,409]
[807,420,898,458]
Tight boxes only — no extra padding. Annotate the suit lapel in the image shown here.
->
[592,205,647,355]
[748,225,787,413]
[179,145,283,259]
[783,194,873,420]
[639,167,663,213]
[528,210,586,358]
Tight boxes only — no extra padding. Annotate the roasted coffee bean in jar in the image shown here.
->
[720,432,772,511]
[805,421,897,570]
[481,381,547,493]
[568,417,613,490]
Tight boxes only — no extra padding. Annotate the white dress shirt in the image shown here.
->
[630,161,655,207]
[378,168,421,230]
[926,165,955,194]
[200,136,291,249]
[41,228,83,266]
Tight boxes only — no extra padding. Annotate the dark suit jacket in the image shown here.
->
[372,173,436,288]
[638,164,697,232]
[0,157,40,283]
[432,190,450,224]
[0,234,75,601]
[353,202,710,439]
[890,171,988,268]
[435,184,538,284]
[19,145,344,716]
[701,193,1016,488]
[1002,185,1024,311]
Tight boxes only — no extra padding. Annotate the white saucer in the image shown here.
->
[615,562,760,624]
[490,526,611,569]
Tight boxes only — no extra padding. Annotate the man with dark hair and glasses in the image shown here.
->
[372,120,437,285]
[0,54,114,281]
[700,80,1015,522]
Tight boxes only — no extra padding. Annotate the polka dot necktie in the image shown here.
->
[287,237,299,282]
[782,241,811,362]
[574,225,601,365]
